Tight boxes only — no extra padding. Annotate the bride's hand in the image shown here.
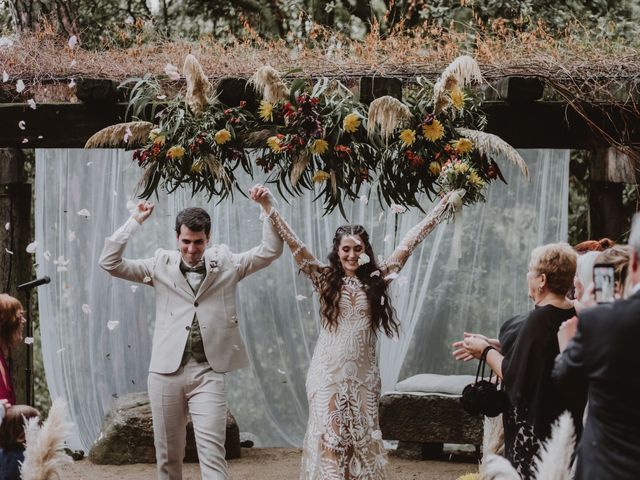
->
[249,184,272,210]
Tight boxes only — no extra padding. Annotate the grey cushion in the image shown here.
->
[394,374,476,396]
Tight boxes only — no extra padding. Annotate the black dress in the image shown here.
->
[499,305,585,479]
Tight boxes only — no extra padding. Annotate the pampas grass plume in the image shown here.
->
[250,66,290,103]
[433,55,483,114]
[532,411,575,480]
[367,95,412,142]
[456,128,529,179]
[84,121,153,148]
[183,54,211,115]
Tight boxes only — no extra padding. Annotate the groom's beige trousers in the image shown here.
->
[148,359,229,480]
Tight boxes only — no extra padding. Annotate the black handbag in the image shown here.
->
[460,347,509,417]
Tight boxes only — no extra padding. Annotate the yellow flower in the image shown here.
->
[343,113,361,133]
[450,87,466,110]
[311,139,329,155]
[399,129,416,147]
[166,145,185,159]
[258,100,274,122]
[428,161,441,175]
[422,119,444,142]
[153,135,166,147]
[453,162,470,174]
[266,136,283,153]
[453,138,473,154]
[149,128,161,140]
[312,170,330,183]
[214,129,232,145]
[468,171,485,187]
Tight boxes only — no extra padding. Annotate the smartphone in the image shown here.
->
[593,263,616,304]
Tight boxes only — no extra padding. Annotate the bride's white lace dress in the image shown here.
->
[266,199,451,480]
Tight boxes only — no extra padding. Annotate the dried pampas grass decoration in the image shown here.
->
[84,121,154,148]
[367,95,412,142]
[21,398,73,480]
[183,54,211,115]
[482,454,521,480]
[250,66,290,103]
[456,128,529,179]
[532,412,575,480]
[433,55,483,114]
[482,414,505,460]
[290,154,310,186]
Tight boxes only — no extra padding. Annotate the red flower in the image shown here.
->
[239,100,246,108]
[224,108,232,115]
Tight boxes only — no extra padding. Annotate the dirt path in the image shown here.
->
[60,448,478,479]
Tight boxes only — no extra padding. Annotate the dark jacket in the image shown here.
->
[0,447,24,480]
[553,291,640,480]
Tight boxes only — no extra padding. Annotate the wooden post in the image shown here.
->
[0,148,33,404]
[589,147,638,241]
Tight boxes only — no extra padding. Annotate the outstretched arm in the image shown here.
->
[251,186,325,287]
[381,191,455,277]
[98,201,157,284]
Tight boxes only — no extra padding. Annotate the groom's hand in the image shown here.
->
[133,200,155,224]
[249,184,272,210]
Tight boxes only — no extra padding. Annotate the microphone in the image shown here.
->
[17,276,51,291]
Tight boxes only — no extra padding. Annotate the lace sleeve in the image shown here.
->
[265,208,326,288]
[380,193,453,278]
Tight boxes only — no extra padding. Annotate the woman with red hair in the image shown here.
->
[0,294,26,406]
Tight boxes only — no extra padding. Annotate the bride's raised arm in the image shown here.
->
[380,192,456,278]
[250,185,325,287]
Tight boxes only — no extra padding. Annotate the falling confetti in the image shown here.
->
[21,138,28,144]
[82,304,91,315]
[143,276,152,283]
[107,320,120,330]
[383,234,392,243]
[70,59,77,67]
[357,253,370,266]
[384,272,399,281]
[359,195,368,205]
[57,348,65,354]
[67,230,76,242]
[5,248,13,255]
[390,204,407,214]
[125,16,134,25]
[124,126,132,143]
[24,337,34,345]
[18,120,26,130]
[157,94,167,100]
[68,35,78,49]
[164,63,180,81]
[380,297,385,305]
[27,99,36,110]
[68,79,76,88]
[26,241,37,253]
[126,200,137,214]
[277,368,287,375]
[53,255,70,272]
[43,250,51,261]
[16,79,25,92]
[4,222,9,230]
[296,294,307,301]
[86,161,93,166]
[2,71,8,82]
[233,344,240,350]
[370,270,380,277]
[396,276,409,286]
[77,208,90,217]
[130,285,138,292]
[378,211,384,221]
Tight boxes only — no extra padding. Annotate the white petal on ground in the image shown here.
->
[26,241,37,253]
[24,337,34,345]
[107,320,120,331]
[82,304,91,315]
[27,99,36,109]
[296,294,307,301]
[164,63,181,81]
[390,203,407,214]
[16,79,25,92]
[77,208,91,217]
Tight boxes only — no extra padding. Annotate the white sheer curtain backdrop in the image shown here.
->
[35,148,568,450]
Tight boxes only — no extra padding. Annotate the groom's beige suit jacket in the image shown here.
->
[99,218,283,374]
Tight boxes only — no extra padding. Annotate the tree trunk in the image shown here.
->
[0,149,33,405]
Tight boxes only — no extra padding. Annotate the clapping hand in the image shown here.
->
[249,184,272,211]
[453,332,497,361]
[133,201,155,224]
[557,316,579,352]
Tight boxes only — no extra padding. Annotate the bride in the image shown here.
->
[250,184,455,480]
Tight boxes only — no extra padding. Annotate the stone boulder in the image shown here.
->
[89,391,240,464]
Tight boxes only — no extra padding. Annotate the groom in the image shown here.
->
[99,186,282,480]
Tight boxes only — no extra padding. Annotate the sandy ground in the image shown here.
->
[59,448,478,479]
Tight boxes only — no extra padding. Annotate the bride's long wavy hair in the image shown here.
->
[319,225,399,338]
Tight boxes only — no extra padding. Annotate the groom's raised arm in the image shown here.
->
[231,212,284,280]
[99,201,158,285]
